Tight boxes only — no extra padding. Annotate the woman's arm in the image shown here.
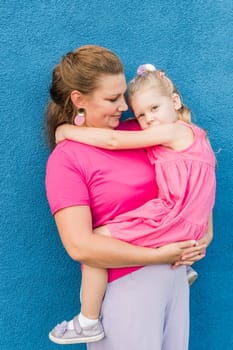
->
[54,205,207,268]
[55,123,181,150]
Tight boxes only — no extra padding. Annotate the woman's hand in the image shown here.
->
[155,240,205,265]
[172,239,208,268]
[173,220,213,268]
[172,212,213,268]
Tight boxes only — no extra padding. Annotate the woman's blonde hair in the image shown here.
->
[45,45,124,149]
[127,68,191,124]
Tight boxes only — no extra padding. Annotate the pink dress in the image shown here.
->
[106,122,216,247]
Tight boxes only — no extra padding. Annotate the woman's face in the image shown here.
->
[83,74,128,129]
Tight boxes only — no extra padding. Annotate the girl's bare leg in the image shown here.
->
[49,227,112,344]
[81,265,108,319]
[93,225,112,237]
[81,225,111,319]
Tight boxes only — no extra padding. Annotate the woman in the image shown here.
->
[45,45,210,350]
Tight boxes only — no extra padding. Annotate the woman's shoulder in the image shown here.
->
[46,140,91,171]
[47,140,74,161]
[48,139,93,157]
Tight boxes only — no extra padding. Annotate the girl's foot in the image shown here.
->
[49,315,104,344]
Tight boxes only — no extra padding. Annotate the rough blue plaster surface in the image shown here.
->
[0,1,232,349]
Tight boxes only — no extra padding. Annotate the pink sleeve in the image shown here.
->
[45,147,90,215]
[118,118,141,131]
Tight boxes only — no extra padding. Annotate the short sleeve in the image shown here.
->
[118,118,141,131]
[45,146,90,215]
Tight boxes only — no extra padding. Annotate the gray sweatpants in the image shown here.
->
[88,264,189,350]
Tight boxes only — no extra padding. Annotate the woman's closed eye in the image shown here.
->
[107,95,120,102]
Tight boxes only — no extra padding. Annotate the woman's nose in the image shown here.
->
[118,97,128,112]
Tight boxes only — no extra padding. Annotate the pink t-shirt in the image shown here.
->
[45,120,158,282]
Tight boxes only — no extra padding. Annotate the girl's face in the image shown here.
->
[131,87,180,130]
[83,74,128,129]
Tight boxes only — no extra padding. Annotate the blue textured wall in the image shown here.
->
[1,1,232,349]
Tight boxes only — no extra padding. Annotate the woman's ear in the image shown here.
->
[172,93,182,110]
[70,90,85,108]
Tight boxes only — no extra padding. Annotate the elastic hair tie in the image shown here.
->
[137,64,156,76]
[136,64,165,78]
[129,64,165,84]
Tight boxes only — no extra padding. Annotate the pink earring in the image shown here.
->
[74,108,86,126]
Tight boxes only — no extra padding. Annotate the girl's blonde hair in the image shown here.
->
[127,68,191,124]
[45,45,124,149]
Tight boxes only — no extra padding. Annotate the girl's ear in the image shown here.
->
[70,90,86,108]
[172,93,182,110]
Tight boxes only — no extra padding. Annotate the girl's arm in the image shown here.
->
[56,123,182,149]
[54,205,206,268]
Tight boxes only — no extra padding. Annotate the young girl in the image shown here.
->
[49,64,215,345]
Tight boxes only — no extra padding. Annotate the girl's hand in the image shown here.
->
[55,124,70,144]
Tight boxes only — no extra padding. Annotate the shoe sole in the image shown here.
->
[188,274,198,286]
[49,331,105,344]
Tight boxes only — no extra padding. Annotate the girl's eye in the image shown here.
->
[137,115,144,120]
[152,105,158,111]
